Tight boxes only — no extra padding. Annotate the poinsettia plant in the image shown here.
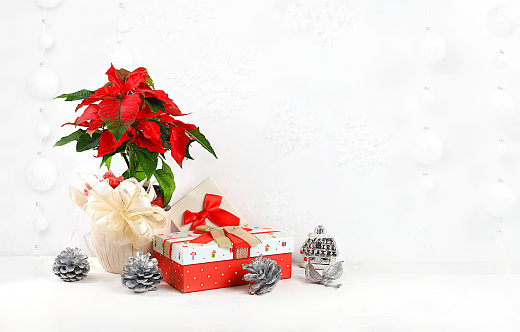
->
[55,65,216,207]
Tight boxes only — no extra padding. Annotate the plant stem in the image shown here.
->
[128,146,136,178]
[122,152,130,169]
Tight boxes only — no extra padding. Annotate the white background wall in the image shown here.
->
[2,0,520,266]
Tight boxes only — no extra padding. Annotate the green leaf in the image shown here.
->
[56,89,94,101]
[54,129,85,147]
[135,167,147,182]
[145,97,166,113]
[145,74,154,88]
[186,128,217,158]
[185,140,195,160]
[135,148,158,181]
[76,132,101,152]
[122,170,130,179]
[114,143,127,154]
[100,154,113,169]
[155,162,175,206]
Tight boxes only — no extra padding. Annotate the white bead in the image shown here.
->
[117,17,130,33]
[24,156,58,191]
[39,32,54,49]
[415,31,446,66]
[492,51,507,70]
[422,87,435,105]
[488,89,515,115]
[27,67,60,101]
[486,4,519,38]
[105,43,134,70]
[482,182,517,218]
[419,175,434,193]
[33,216,49,232]
[33,0,61,9]
[496,139,508,157]
[410,129,443,165]
[36,122,51,138]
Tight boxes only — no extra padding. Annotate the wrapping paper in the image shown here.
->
[156,252,292,293]
[153,226,294,265]
[154,225,294,293]
[169,178,248,232]
[70,173,166,248]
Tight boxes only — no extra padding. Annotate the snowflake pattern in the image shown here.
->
[262,182,310,232]
[264,101,320,155]
[129,0,214,45]
[166,35,257,122]
[336,114,389,174]
[281,0,360,45]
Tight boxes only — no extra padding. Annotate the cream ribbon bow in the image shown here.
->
[70,174,165,248]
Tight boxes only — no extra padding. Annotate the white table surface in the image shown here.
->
[1,257,519,332]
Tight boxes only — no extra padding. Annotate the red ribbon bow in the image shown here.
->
[183,194,240,231]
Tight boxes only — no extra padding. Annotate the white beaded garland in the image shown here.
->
[410,129,443,165]
[27,67,60,101]
[415,30,446,66]
[24,156,58,191]
[486,4,519,38]
[36,121,51,138]
[482,181,517,218]
[33,0,61,9]
[117,17,130,33]
[39,32,54,49]
[33,215,49,232]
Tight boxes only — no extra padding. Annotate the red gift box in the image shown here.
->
[153,226,294,293]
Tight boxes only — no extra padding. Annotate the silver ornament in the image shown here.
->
[300,225,339,269]
[242,255,281,295]
[52,247,90,282]
[121,252,163,293]
[305,260,343,288]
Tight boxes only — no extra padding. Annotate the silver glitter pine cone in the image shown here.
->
[52,247,90,282]
[121,252,163,293]
[242,255,281,295]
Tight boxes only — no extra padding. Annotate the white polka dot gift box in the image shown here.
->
[153,178,294,293]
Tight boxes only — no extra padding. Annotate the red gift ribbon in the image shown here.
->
[183,194,240,231]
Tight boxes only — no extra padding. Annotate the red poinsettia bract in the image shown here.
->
[55,65,216,206]
[58,65,214,166]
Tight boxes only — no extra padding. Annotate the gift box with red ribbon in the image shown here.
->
[153,178,294,293]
